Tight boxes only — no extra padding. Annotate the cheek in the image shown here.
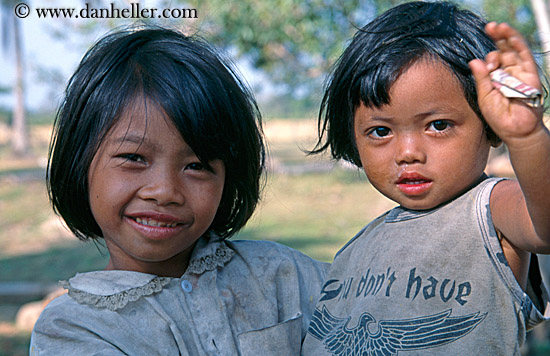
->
[87,157,106,203]
[88,177,104,203]
[88,172,109,205]
[460,132,491,169]
[355,140,372,166]
[194,180,225,213]
[357,143,392,174]
[87,175,102,213]
[88,170,130,222]
[211,183,226,212]
[361,154,394,192]
[363,164,389,185]
[436,136,490,181]
[88,183,110,222]
[471,144,491,173]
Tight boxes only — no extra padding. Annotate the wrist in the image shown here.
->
[504,123,550,153]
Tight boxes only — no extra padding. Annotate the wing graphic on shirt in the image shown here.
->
[308,306,486,356]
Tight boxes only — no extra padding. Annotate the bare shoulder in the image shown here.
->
[489,179,521,215]
[490,179,524,240]
[490,179,548,251]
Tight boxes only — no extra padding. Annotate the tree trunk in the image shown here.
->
[530,0,550,75]
[11,16,27,156]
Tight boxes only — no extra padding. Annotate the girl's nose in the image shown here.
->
[138,169,185,206]
[395,135,427,165]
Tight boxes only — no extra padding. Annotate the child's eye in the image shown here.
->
[186,162,206,171]
[429,120,451,132]
[368,127,392,138]
[118,153,145,163]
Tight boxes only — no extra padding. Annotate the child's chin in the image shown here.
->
[398,199,440,211]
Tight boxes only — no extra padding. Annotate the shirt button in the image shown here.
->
[181,279,193,293]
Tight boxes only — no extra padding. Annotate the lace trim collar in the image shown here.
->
[62,234,234,310]
[61,275,171,311]
[185,233,234,274]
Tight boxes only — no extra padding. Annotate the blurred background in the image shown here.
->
[1,0,550,355]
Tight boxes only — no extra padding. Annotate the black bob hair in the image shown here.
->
[312,1,502,167]
[47,25,265,240]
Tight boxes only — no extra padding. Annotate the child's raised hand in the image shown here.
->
[469,22,544,147]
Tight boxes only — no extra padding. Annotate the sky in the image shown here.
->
[1,3,83,111]
[0,0,264,113]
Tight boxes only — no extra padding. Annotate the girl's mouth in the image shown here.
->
[134,217,179,228]
[125,212,186,240]
[396,173,433,196]
[397,178,431,185]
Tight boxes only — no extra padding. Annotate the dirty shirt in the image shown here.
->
[30,235,329,356]
[302,177,550,356]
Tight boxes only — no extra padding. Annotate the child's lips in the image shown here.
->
[126,212,183,224]
[125,212,187,240]
[134,217,179,228]
[396,172,433,196]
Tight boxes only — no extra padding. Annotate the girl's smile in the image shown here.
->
[88,100,225,276]
[354,58,492,210]
[125,212,187,240]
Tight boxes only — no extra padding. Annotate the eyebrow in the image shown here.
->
[110,133,150,147]
[366,115,394,122]
[108,132,198,157]
[366,109,451,122]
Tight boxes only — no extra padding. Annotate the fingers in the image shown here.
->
[484,51,500,72]
[485,22,537,73]
[485,21,521,43]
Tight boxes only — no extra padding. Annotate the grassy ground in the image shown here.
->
[0,118,549,355]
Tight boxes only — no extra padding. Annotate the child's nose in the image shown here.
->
[395,135,427,165]
[138,169,185,206]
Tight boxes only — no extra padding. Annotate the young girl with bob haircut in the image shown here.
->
[303,1,550,355]
[30,26,327,355]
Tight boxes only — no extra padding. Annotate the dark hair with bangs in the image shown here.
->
[311,1,500,167]
[47,25,265,240]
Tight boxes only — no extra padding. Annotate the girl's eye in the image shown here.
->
[119,153,145,163]
[368,127,391,138]
[186,162,206,171]
[429,120,450,132]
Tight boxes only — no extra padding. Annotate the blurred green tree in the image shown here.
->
[189,0,369,99]
[482,0,537,46]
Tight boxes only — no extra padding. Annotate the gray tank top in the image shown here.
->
[302,177,548,356]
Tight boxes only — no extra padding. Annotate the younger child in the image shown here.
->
[302,1,550,355]
[30,26,327,355]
